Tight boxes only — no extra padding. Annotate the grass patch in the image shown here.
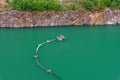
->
[62,2,84,11]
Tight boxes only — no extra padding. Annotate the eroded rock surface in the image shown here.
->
[104,8,120,25]
[0,8,120,27]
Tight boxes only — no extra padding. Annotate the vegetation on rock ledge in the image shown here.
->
[11,0,62,11]
[1,0,120,11]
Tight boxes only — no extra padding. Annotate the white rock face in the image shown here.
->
[104,8,120,25]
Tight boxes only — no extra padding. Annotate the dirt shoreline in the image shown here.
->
[0,8,120,27]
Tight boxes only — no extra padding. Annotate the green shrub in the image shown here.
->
[11,0,62,11]
[110,0,120,9]
[9,0,120,11]
[70,3,77,10]
[83,0,95,11]
[83,0,111,11]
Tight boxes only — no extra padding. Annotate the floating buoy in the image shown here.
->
[57,35,65,41]
[34,35,65,80]
[34,54,39,58]
[47,69,52,73]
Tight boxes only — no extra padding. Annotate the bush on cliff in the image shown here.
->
[83,0,111,11]
[9,0,120,11]
[83,0,120,11]
[110,0,120,9]
[11,0,62,11]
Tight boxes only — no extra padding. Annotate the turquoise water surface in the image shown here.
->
[0,25,120,80]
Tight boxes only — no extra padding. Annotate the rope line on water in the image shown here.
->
[34,35,65,80]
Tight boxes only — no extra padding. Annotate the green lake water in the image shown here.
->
[0,25,120,80]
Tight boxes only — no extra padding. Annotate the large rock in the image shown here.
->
[0,8,120,27]
[104,8,120,25]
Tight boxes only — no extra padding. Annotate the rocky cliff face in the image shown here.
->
[0,8,120,27]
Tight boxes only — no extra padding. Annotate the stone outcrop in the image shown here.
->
[104,8,120,25]
[0,8,120,27]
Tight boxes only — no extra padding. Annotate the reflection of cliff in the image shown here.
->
[0,8,120,27]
